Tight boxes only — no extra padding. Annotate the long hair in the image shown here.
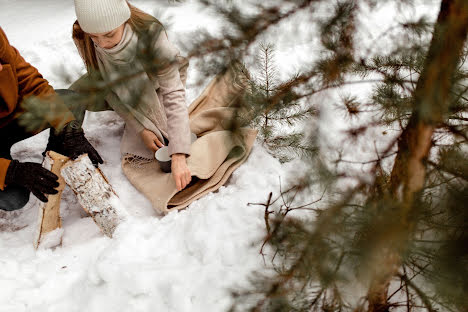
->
[72,1,163,72]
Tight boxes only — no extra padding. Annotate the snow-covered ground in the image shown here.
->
[0,1,307,311]
[0,0,441,311]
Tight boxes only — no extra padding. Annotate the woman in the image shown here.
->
[72,0,192,192]
[71,0,257,214]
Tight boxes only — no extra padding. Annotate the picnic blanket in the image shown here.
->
[121,64,258,214]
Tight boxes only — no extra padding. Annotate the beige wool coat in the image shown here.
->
[94,23,192,160]
[122,63,258,214]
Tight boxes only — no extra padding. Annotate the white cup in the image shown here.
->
[155,146,171,173]
[154,132,198,173]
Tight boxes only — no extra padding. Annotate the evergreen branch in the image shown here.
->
[443,123,468,141]
[448,116,468,122]
[427,160,468,182]
[297,79,389,99]
[449,84,468,106]
[399,274,437,312]
[188,0,314,59]
[339,152,397,165]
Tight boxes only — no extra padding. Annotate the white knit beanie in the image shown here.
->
[74,0,131,34]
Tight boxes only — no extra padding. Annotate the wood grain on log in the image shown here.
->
[34,151,70,249]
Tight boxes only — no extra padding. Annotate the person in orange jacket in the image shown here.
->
[0,27,103,211]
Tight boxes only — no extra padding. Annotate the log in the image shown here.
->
[60,154,127,237]
[34,151,70,249]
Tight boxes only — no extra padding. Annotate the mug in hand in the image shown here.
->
[155,146,171,173]
[155,133,198,173]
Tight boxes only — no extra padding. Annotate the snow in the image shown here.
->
[0,0,441,311]
[0,1,297,310]
[36,228,64,250]
[0,142,290,311]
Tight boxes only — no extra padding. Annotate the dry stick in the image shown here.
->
[263,192,273,235]
[246,191,274,262]
[250,175,327,262]
[284,186,328,213]
[34,151,70,249]
[259,192,274,265]
[255,189,363,311]
[254,186,330,308]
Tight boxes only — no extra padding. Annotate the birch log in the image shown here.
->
[61,154,126,237]
[34,151,70,249]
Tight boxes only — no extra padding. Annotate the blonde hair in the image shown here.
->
[72,1,163,72]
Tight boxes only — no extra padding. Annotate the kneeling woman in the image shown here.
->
[71,0,257,214]
[72,0,192,192]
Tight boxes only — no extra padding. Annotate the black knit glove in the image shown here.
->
[60,120,104,167]
[5,160,59,203]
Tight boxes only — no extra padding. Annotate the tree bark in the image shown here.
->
[61,154,127,237]
[368,0,468,310]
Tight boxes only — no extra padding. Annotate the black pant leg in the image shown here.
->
[0,121,32,211]
[0,186,30,211]
[0,120,34,157]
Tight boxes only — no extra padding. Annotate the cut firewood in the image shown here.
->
[34,151,70,249]
[61,154,127,237]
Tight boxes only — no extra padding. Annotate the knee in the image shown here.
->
[0,187,30,211]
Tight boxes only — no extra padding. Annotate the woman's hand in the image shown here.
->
[140,129,164,152]
[171,153,191,191]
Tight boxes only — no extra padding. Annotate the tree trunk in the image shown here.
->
[367,0,468,310]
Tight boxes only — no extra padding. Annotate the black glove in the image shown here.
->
[60,120,104,167]
[5,160,59,203]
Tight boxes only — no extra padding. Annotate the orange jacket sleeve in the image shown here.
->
[0,159,11,191]
[11,42,75,131]
[14,45,55,101]
[0,28,75,191]
[1,27,74,129]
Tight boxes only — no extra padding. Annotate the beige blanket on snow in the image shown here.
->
[122,65,258,214]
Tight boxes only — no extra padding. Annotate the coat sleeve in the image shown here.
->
[0,27,54,101]
[0,158,11,191]
[107,92,145,134]
[0,28,74,191]
[1,28,74,134]
[152,31,191,156]
[12,44,75,131]
[14,46,54,100]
